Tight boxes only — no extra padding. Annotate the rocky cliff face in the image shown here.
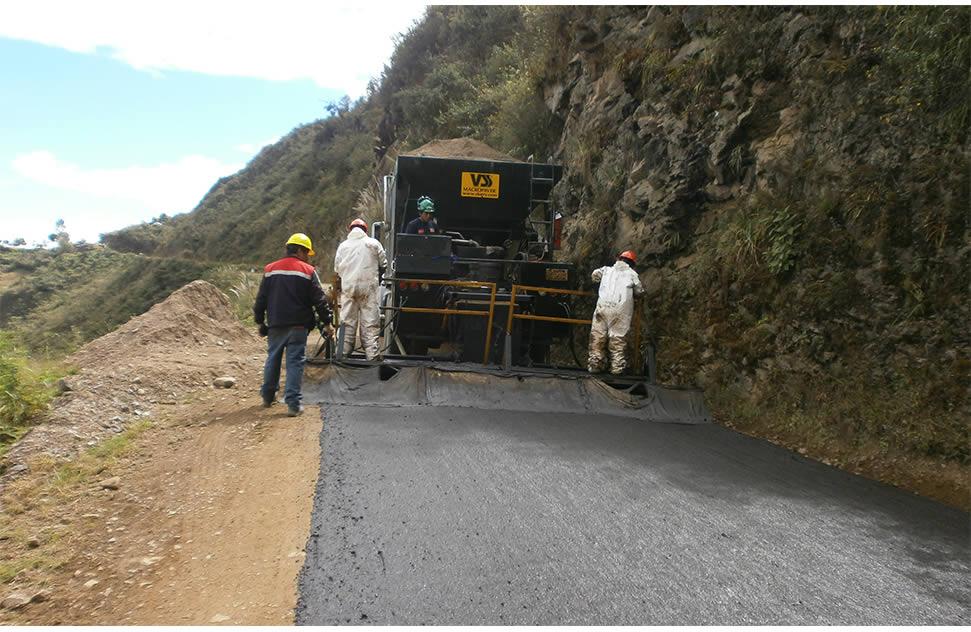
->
[539,6,968,468]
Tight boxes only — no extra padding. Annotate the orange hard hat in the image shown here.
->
[619,250,637,264]
[349,218,368,232]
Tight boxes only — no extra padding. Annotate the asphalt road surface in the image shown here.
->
[296,405,970,625]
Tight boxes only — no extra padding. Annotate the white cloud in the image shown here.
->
[0,1,426,96]
[11,150,242,215]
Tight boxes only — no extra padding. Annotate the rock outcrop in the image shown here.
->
[537,6,968,463]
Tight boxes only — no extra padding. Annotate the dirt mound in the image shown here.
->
[404,137,520,162]
[2,281,262,480]
[70,281,250,369]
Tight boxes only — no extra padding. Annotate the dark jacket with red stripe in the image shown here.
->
[253,256,332,329]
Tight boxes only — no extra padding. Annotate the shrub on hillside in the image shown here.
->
[0,332,58,450]
[100,220,171,254]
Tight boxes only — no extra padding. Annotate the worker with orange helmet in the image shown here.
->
[334,218,388,361]
[588,249,644,375]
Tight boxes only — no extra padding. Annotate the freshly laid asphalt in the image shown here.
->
[296,405,970,625]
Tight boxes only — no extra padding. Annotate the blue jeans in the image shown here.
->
[261,326,308,408]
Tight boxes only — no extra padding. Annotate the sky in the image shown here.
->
[0,1,427,245]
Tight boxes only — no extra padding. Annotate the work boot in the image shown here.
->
[287,405,304,417]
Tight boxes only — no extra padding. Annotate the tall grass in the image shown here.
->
[0,332,63,454]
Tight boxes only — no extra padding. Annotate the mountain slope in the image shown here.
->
[52,6,971,502]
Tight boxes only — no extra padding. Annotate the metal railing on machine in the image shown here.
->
[329,277,650,379]
[496,284,649,378]
[379,278,497,364]
[499,284,593,370]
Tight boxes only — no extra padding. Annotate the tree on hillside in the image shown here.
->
[325,96,351,118]
[48,219,73,252]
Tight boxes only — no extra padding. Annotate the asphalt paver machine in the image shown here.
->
[375,154,579,367]
[311,152,709,423]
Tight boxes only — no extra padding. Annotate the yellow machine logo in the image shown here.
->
[545,268,568,282]
[461,172,500,199]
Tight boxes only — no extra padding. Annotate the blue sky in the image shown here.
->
[0,2,426,244]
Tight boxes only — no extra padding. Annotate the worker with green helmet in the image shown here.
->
[404,196,440,235]
[253,232,333,415]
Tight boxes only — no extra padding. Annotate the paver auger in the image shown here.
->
[307,152,709,424]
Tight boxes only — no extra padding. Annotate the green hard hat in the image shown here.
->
[417,196,436,213]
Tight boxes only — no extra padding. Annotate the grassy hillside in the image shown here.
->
[103,7,566,268]
[102,112,380,269]
[0,247,255,357]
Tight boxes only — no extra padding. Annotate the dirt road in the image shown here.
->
[0,281,328,625]
[0,380,322,625]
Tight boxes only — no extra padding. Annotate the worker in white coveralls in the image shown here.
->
[588,250,644,375]
[334,218,388,361]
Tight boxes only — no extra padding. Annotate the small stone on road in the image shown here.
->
[1,592,32,610]
[98,476,121,490]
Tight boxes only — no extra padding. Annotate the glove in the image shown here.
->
[317,302,333,327]
[258,323,269,337]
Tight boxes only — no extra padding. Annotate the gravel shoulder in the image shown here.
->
[0,376,321,624]
[0,281,322,624]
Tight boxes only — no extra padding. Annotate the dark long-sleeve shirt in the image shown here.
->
[253,256,331,329]
[404,217,439,235]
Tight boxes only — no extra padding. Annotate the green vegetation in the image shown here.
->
[0,246,256,357]
[379,6,564,154]
[655,177,968,470]
[0,544,64,585]
[0,332,66,456]
[102,112,379,268]
[712,197,804,281]
[99,213,176,253]
[3,420,151,519]
[1,247,213,356]
[870,6,970,144]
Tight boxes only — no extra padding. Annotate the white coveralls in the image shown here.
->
[334,227,388,360]
[588,260,644,374]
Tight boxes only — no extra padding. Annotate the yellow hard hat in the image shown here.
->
[286,232,315,256]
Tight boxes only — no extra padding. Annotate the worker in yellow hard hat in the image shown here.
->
[253,233,332,415]
[285,232,315,256]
